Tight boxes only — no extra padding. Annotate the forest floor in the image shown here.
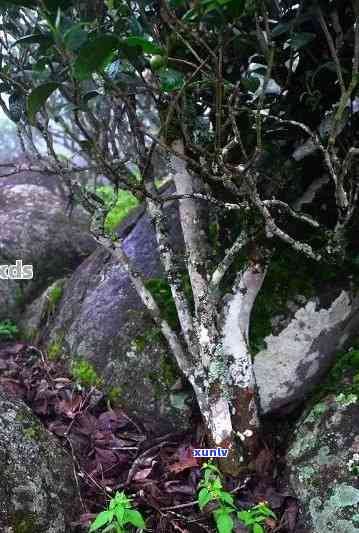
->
[0,340,301,533]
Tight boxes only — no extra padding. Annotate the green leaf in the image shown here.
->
[290,32,316,50]
[124,509,145,529]
[159,68,184,92]
[100,525,116,533]
[237,510,252,525]
[64,24,88,52]
[74,35,119,80]
[124,36,163,55]
[89,510,114,531]
[219,491,234,507]
[253,524,264,533]
[114,505,125,524]
[241,76,260,92]
[271,22,291,37]
[27,82,61,125]
[12,33,53,48]
[198,488,213,510]
[214,509,234,533]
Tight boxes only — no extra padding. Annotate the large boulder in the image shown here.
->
[0,170,96,320]
[38,197,190,433]
[255,289,359,414]
[20,193,359,428]
[0,389,80,532]
[286,372,359,532]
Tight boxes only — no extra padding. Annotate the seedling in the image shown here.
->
[197,461,277,533]
[89,491,145,532]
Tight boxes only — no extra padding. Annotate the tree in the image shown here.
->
[0,0,358,473]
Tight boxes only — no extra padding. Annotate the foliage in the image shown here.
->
[89,490,145,532]
[237,503,277,533]
[48,283,63,308]
[95,186,139,232]
[145,278,179,329]
[312,342,359,401]
[145,274,193,330]
[198,461,276,533]
[47,340,63,361]
[0,319,18,341]
[71,359,104,389]
[106,385,123,406]
[1,0,359,473]
[198,461,236,532]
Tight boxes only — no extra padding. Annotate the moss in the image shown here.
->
[134,327,162,352]
[9,511,38,533]
[22,426,42,441]
[94,186,139,232]
[146,352,181,400]
[159,353,179,387]
[304,402,328,423]
[21,327,37,344]
[0,319,18,341]
[311,342,359,403]
[48,283,63,309]
[144,275,193,331]
[71,358,104,389]
[249,248,315,353]
[47,340,63,361]
[106,385,123,405]
[15,412,43,442]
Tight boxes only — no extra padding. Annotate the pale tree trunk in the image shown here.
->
[171,140,268,473]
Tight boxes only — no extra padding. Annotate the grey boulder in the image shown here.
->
[254,289,359,414]
[0,389,80,532]
[41,198,190,433]
[286,375,359,532]
[0,171,96,320]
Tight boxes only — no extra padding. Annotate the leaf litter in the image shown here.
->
[0,341,299,532]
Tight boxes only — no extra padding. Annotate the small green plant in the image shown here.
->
[89,490,145,532]
[71,359,104,389]
[198,461,236,533]
[237,503,277,533]
[106,386,123,406]
[47,334,65,361]
[48,284,63,308]
[0,319,18,340]
[198,461,276,533]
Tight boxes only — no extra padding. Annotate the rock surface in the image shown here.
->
[20,191,359,426]
[286,378,359,532]
[0,389,80,532]
[39,197,190,433]
[0,171,96,320]
[255,290,359,414]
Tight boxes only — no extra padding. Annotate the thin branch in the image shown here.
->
[317,6,345,94]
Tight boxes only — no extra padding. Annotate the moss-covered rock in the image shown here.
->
[286,378,359,532]
[0,390,80,532]
[19,279,66,344]
[37,188,191,433]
